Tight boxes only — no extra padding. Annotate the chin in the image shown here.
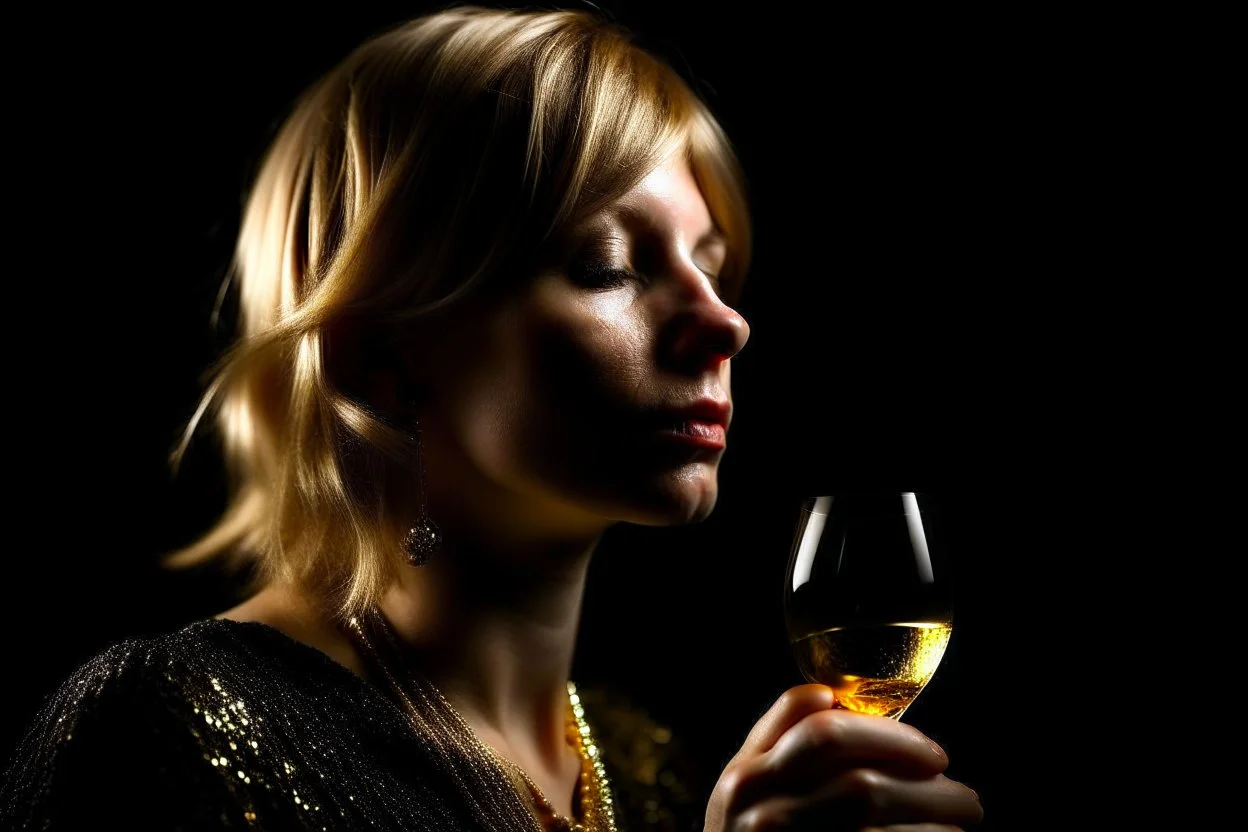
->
[621,465,721,526]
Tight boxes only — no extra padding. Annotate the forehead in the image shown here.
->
[590,155,717,241]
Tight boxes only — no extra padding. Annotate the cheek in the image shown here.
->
[521,293,653,427]
[441,292,655,485]
[441,290,723,523]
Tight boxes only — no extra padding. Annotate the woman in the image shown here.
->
[0,6,982,830]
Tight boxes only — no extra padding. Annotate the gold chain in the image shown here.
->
[465,681,616,832]
[344,611,617,832]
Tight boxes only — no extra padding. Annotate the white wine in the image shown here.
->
[791,623,952,719]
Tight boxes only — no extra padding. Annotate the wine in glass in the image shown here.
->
[783,492,953,720]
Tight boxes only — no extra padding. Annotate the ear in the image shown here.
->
[388,326,438,411]
[324,317,422,423]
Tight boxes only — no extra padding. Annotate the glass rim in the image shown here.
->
[800,492,935,516]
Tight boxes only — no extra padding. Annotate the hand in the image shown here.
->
[705,684,983,831]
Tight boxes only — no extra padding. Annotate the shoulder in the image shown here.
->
[7,630,174,759]
[576,684,704,831]
[0,619,366,829]
[0,629,189,826]
[21,618,365,736]
[11,618,340,726]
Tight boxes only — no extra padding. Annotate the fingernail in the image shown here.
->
[971,787,980,802]
[928,740,946,758]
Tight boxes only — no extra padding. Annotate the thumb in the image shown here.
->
[738,684,835,757]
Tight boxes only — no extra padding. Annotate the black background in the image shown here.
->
[1,2,1123,828]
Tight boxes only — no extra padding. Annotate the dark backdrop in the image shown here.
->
[3,2,1102,828]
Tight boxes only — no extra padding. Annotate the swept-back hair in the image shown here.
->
[168,5,751,618]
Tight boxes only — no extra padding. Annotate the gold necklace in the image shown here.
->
[344,610,618,832]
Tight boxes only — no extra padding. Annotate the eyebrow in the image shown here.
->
[600,202,726,251]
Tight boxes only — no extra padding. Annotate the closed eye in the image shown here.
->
[697,267,723,298]
[568,260,636,291]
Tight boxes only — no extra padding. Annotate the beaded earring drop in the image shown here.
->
[403,416,441,566]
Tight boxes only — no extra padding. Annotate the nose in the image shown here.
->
[662,280,751,374]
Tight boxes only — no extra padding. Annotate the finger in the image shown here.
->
[737,684,836,757]
[733,778,979,832]
[763,708,948,786]
[735,771,980,829]
[802,770,983,828]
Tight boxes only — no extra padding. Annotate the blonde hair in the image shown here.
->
[168,4,752,619]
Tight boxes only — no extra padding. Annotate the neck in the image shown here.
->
[377,531,601,770]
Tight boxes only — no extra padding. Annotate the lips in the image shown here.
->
[650,398,731,450]
[663,399,731,429]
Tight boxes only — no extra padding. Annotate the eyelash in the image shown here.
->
[569,260,726,299]
[569,261,637,291]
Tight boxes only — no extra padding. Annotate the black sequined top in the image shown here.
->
[0,619,703,831]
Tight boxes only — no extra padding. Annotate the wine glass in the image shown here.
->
[783,492,954,720]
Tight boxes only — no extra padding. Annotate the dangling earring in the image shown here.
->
[403,416,441,566]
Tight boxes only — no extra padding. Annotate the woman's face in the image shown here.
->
[417,153,750,535]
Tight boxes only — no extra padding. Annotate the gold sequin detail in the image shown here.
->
[0,618,695,829]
